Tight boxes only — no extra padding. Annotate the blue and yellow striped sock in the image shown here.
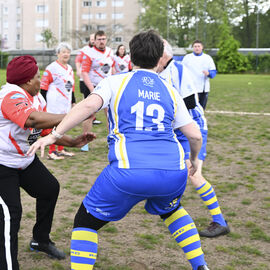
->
[70,227,98,270]
[164,207,206,270]
[196,181,226,226]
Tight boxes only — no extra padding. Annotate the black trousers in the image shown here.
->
[0,155,59,270]
[80,81,91,99]
[198,92,209,110]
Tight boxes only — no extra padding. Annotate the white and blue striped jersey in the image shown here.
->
[159,60,207,132]
[93,69,193,170]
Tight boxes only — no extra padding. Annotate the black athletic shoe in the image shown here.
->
[197,265,210,270]
[30,239,66,260]
[199,221,230,238]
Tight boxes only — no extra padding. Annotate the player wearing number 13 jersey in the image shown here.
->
[94,69,189,170]
[27,31,209,270]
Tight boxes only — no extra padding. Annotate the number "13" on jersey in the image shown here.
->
[131,101,165,131]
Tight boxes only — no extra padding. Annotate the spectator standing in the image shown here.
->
[75,33,95,100]
[40,42,76,160]
[158,40,230,238]
[75,33,100,152]
[28,30,210,270]
[113,44,132,73]
[182,40,217,110]
[0,56,95,270]
[79,31,116,151]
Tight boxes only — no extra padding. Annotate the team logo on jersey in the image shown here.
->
[10,93,25,99]
[65,81,72,91]
[119,64,125,71]
[28,128,42,145]
[43,71,48,76]
[101,63,110,74]
[142,77,154,87]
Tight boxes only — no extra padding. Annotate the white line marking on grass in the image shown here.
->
[206,110,270,116]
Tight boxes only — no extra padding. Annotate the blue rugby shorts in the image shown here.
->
[83,165,188,221]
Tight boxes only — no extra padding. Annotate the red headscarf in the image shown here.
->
[6,55,38,86]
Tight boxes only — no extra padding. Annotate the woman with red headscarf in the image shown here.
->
[0,55,95,270]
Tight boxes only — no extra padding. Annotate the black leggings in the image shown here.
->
[0,156,59,270]
[73,202,181,231]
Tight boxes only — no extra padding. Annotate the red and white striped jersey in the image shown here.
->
[75,46,89,81]
[81,46,115,86]
[113,54,132,73]
[40,60,74,114]
[0,83,47,169]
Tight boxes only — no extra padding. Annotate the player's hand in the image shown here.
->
[27,134,57,157]
[72,132,96,148]
[188,157,199,177]
[202,70,209,76]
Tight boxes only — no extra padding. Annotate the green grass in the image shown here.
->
[1,70,270,269]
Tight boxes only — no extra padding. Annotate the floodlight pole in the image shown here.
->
[256,0,260,72]
[203,0,207,43]
[195,0,199,39]
[167,0,169,41]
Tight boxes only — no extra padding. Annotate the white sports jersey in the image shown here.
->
[40,61,74,114]
[0,84,46,169]
[159,59,196,99]
[159,59,207,134]
[182,53,216,93]
[113,54,131,73]
[93,69,192,170]
[81,46,115,86]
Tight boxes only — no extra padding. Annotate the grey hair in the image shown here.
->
[56,42,72,54]
[163,39,173,57]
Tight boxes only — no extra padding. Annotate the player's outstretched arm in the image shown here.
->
[27,93,102,157]
[179,122,202,176]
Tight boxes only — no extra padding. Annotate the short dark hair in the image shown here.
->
[129,30,164,69]
[192,40,203,47]
[116,44,126,56]
[95,30,106,39]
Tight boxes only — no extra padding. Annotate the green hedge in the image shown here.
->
[0,51,9,69]
[246,53,270,73]
[212,53,270,74]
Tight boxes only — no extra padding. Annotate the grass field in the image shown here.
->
[0,71,270,270]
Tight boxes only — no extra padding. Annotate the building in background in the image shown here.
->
[0,0,19,49]
[0,0,141,50]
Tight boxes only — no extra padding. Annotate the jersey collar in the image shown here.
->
[56,60,68,70]
[94,46,106,53]
[193,52,203,56]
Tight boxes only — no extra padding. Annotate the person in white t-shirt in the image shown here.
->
[182,40,217,110]
[113,44,132,73]
[41,43,76,159]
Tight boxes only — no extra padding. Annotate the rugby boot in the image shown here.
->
[30,239,66,260]
[199,221,230,238]
[197,265,210,270]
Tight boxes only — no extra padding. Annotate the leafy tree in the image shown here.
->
[41,28,58,48]
[217,17,250,73]
[233,8,270,48]
[137,0,268,48]
[138,0,197,47]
